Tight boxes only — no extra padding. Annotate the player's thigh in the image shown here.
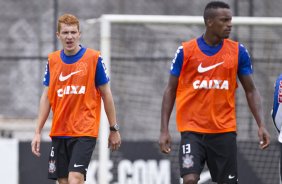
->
[68,137,97,178]
[69,171,84,183]
[179,132,206,178]
[48,138,69,180]
[206,132,237,183]
[57,178,68,184]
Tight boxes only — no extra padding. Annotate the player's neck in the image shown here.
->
[203,33,223,46]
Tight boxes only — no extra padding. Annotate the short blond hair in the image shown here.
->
[57,14,79,32]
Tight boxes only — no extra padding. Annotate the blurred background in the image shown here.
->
[0,0,282,183]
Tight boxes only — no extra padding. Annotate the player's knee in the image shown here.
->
[68,171,84,184]
[183,174,199,184]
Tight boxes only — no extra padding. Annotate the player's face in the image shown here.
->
[209,8,232,39]
[57,23,81,55]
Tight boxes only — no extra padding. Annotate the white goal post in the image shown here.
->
[86,14,282,184]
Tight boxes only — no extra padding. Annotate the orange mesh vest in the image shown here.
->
[176,39,239,133]
[48,48,101,137]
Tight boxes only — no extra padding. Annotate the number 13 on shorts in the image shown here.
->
[182,144,191,154]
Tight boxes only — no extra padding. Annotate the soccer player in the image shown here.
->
[31,14,121,184]
[272,74,282,181]
[159,1,270,184]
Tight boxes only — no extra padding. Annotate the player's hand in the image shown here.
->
[31,133,41,157]
[258,126,270,149]
[159,131,172,154]
[108,131,121,151]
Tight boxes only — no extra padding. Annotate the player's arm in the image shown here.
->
[238,74,270,149]
[31,87,51,157]
[159,75,178,154]
[98,83,121,151]
[96,56,121,151]
[238,43,270,149]
[159,46,182,154]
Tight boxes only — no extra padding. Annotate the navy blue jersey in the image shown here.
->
[43,46,109,87]
[170,36,253,77]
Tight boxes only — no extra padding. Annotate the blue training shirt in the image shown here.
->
[43,46,109,87]
[170,36,253,77]
[272,74,282,133]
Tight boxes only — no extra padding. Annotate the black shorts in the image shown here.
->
[48,136,96,180]
[179,132,238,183]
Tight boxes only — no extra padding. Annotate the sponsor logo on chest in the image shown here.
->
[57,85,86,97]
[193,79,229,90]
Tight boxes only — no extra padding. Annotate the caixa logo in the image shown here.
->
[86,159,171,184]
[193,79,229,90]
[57,85,86,97]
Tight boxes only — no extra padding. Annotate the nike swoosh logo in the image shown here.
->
[197,62,224,73]
[74,164,84,168]
[59,70,82,82]
[228,175,235,179]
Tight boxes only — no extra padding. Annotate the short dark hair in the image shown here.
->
[203,1,230,20]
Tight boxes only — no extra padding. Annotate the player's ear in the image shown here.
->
[205,18,213,27]
[56,32,60,39]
